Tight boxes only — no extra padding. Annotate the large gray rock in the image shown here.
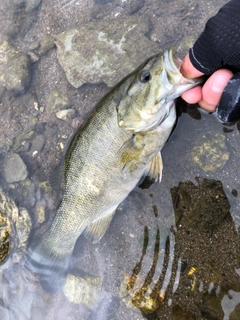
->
[55,16,160,88]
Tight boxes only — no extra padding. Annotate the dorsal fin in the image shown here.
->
[49,158,65,192]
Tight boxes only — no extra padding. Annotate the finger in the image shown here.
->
[199,69,234,111]
[181,86,202,104]
[180,54,204,78]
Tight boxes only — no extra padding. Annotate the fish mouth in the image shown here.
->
[159,48,203,102]
[164,48,182,75]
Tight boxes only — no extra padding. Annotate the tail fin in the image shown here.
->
[24,244,71,294]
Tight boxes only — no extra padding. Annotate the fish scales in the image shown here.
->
[26,49,201,292]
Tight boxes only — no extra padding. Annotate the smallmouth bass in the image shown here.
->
[26,49,201,291]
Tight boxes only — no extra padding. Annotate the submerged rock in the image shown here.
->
[55,16,160,88]
[0,190,31,267]
[120,273,161,313]
[0,41,31,97]
[0,0,42,41]
[63,274,102,307]
[3,153,28,183]
[191,132,230,172]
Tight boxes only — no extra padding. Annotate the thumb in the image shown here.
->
[180,54,204,78]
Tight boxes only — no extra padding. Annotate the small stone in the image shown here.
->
[34,199,46,224]
[37,34,56,56]
[3,153,28,183]
[33,102,39,110]
[28,41,40,51]
[63,274,102,307]
[28,51,39,63]
[31,134,46,152]
[56,109,76,121]
[13,128,35,151]
[21,141,31,152]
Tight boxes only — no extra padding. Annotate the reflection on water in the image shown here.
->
[222,290,240,319]
[121,226,176,315]
[118,174,240,319]
[0,0,240,319]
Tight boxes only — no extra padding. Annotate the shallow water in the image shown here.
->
[1,0,240,319]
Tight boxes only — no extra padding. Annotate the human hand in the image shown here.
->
[180,54,234,112]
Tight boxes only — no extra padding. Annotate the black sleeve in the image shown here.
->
[189,0,240,75]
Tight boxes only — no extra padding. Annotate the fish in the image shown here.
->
[26,49,201,292]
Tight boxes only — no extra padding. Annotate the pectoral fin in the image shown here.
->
[118,134,145,163]
[84,211,116,244]
[144,151,163,182]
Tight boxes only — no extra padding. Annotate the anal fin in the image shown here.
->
[84,211,116,244]
[144,151,163,182]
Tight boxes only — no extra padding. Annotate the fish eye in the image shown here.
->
[139,70,151,83]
